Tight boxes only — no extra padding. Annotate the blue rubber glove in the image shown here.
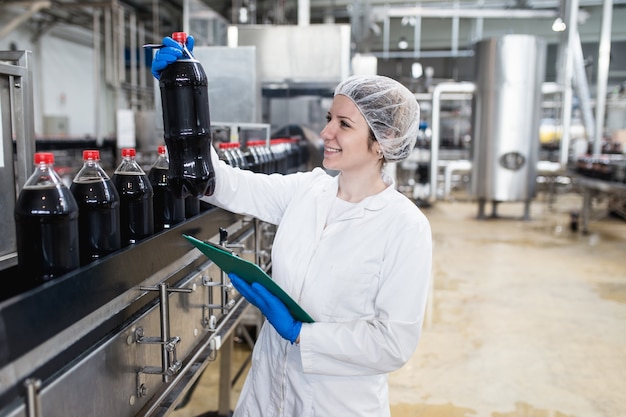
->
[151,35,195,80]
[229,273,302,344]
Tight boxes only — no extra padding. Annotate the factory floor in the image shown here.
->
[171,187,626,417]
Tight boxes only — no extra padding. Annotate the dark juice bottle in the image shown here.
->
[112,148,154,246]
[71,150,121,265]
[14,152,79,283]
[159,31,215,198]
[185,195,200,218]
[149,145,185,231]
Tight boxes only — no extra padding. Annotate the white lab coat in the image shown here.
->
[202,149,432,417]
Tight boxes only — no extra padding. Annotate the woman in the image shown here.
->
[153,37,432,417]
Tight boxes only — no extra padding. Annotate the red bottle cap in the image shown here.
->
[121,148,136,158]
[83,150,100,161]
[172,32,187,44]
[158,145,167,155]
[34,152,54,165]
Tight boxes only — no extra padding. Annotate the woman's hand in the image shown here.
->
[229,273,302,344]
[151,35,195,80]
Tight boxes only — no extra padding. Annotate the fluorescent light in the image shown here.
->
[552,17,566,32]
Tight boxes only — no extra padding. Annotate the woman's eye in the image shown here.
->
[325,115,331,123]
[340,120,350,128]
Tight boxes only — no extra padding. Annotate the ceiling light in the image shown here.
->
[412,62,423,79]
[401,16,416,27]
[552,17,566,32]
[239,7,249,24]
[398,37,409,50]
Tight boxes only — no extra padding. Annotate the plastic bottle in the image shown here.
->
[248,140,271,173]
[111,148,154,246]
[231,143,249,169]
[243,142,261,172]
[149,145,185,231]
[185,195,201,218]
[159,31,215,198]
[14,152,79,283]
[218,142,236,166]
[70,150,121,265]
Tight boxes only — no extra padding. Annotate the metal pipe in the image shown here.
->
[159,283,171,382]
[0,1,51,41]
[451,3,459,56]
[24,379,42,417]
[104,7,113,86]
[298,0,311,26]
[94,10,103,146]
[183,0,190,33]
[413,16,421,58]
[429,82,475,203]
[373,6,558,20]
[153,0,160,41]
[130,12,138,110]
[382,15,390,60]
[117,5,125,85]
[138,21,147,100]
[593,0,614,155]
[558,0,579,166]
[371,49,474,59]
[573,31,596,142]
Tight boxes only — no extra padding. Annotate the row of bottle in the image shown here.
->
[574,154,626,183]
[14,146,201,284]
[217,138,306,174]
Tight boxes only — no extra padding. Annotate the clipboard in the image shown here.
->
[183,234,314,323]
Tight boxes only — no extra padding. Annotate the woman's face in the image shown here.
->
[320,94,380,173]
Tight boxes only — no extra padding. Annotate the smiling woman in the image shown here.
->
[154,43,432,417]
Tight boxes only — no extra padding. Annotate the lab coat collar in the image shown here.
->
[318,171,396,215]
[314,172,396,241]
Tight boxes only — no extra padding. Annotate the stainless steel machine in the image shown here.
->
[0,50,36,272]
[0,211,267,417]
[470,35,546,219]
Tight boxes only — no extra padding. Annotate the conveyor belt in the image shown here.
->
[0,206,253,415]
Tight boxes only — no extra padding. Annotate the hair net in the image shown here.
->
[334,75,420,162]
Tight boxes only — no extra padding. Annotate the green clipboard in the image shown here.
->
[183,234,314,323]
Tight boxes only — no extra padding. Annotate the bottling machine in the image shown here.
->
[0,50,278,417]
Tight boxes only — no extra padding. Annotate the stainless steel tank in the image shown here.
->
[470,35,546,219]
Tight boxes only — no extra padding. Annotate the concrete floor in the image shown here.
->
[172,190,626,417]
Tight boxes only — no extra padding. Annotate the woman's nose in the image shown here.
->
[320,123,333,139]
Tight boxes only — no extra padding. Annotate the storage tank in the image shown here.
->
[470,35,546,219]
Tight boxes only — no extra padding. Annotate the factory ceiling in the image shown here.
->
[0,0,624,45]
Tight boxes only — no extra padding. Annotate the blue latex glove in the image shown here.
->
[229,273,302,344]
[151,35,195,80]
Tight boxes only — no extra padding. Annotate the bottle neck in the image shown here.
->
[115,156,146,174]
[25,163,65,188]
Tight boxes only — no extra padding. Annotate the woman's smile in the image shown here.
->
[324,145,341,156]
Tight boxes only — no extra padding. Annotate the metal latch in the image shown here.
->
[135,282,193,391]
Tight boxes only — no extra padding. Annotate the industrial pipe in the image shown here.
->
[429,82,475,203]
[558,0,579,167]
[593,0,614,155]
[0,1,51,41]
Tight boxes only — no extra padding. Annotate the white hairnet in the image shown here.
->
[334,75,420,162]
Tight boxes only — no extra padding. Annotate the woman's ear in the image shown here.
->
[375,145,384,159]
